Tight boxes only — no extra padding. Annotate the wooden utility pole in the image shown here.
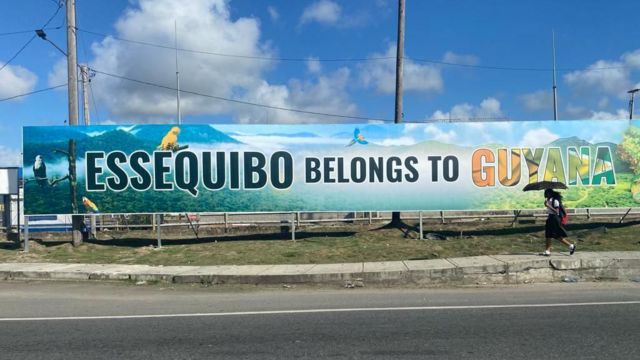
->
[391,0,405,226]
[67,0,83,246]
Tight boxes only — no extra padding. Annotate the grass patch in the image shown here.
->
[1,219,639,266]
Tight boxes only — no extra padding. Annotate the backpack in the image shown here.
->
[559,204,568,225]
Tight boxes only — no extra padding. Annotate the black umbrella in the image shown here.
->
[522,181,567,191]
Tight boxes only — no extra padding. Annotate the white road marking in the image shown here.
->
[1,301,638,322]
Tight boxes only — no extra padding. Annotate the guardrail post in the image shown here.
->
[587,208,591,221]
[291,212,296,242]
[368,211,372,225]
[224,212,229,233]
[440,211,445,224]
[419,211,423,240]
[23,215,29,253]
[156,213,162,249]
[619,208,632,224]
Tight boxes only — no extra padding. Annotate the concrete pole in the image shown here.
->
[391,0,405,225]
[67,0,84,246]
[394,0,405,124]
[24,216,29,252]
[80,65,90,125]
[629,89,639,120]
[175,20,181,125]
[80,64,97,239]
[552,30,558,121]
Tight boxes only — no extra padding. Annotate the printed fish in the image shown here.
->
[346,128,368,146]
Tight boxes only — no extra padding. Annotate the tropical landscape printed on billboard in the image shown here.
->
[22,120,640,215]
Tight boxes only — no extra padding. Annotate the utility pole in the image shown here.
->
[80,65,90,125]
[552,30,558,121]
[391,0,405,226]
[394,0,405,124]
[80,64,97,238]
[175,20,181,125]
[629,88,639,120]
[67,0,83,246]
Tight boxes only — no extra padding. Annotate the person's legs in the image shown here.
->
[559,238,577,254]
[544,237,552,255]
[558,238,572,247]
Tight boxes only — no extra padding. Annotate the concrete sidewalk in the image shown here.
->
[1,251,639,286]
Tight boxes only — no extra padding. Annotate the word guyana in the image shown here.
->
[471,146,616,187]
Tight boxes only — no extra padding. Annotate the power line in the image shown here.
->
[0,26,61,37]
[0,3,63,72]
[410,58,629,72]
[76,27,635,73]
[88,67,511,124]
[0,84,67,102]
[76,28,395,63]
[0,35,37,72]
[89,67,393,122]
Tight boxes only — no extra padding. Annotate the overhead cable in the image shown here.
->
[0,3,63,72]
[0,84,67,102]
[77,27,632,72]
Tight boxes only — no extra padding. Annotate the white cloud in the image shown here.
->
[86,0,357,123]
[235,67,357,123]
[307,57,321,73]
[0,64,37,100]
[589,109,629,120]
[520,90,552,112]
[428,97,504,120]
[47,58,67,88]
[267,6,279,21]
[442,51,479,66]
[520,128,559,148]
[0,146,21,166]
[424,125,456,143]
[564,49,640,98]
[300,0,341,26]
[360,44,443,94]
[379,136,417,146]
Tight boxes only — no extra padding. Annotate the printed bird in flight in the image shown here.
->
[346,128,368,146]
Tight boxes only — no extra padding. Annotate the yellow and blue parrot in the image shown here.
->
[82,196,100,213]
[346,128,368,146]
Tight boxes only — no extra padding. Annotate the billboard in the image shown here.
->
[22,120,640,215]
[0,168,19,195]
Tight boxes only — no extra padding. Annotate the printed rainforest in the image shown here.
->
[23,121,640,214]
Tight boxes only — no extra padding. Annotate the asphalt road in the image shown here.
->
[0,281,638,359]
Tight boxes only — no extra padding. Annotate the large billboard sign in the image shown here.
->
[23,120,640,215]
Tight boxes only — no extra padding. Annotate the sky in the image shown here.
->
[1,0,640,166]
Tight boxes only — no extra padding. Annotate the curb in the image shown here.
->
[1,252,639,287]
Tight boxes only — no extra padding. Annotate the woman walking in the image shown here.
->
[542,189,575,256]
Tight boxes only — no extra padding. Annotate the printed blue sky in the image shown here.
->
[2,0,640,166]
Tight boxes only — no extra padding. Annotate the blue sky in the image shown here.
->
[2,0,640,166]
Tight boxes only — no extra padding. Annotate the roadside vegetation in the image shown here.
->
[1,218,639,266]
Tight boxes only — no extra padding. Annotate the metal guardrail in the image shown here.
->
[6,208,640,252]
